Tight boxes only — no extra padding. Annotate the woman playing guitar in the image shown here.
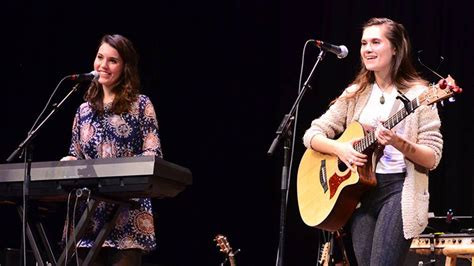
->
[299,17,460,265]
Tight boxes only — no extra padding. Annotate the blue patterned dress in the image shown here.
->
[66,94,162,252]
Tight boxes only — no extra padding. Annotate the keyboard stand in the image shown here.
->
[14,194,131,266]
[17,204,56,266]
[57,196,131,266]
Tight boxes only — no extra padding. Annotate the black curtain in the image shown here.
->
[1,0,472,265]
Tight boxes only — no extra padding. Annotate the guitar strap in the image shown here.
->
[387,91,406,129]
[388,94,402,118]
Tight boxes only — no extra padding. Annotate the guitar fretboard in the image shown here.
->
[354,97,419,153]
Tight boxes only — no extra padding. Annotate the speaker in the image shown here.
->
[0,248,35,266]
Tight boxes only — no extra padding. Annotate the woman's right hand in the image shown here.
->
[60,156,77,161]
[336,138,367,171]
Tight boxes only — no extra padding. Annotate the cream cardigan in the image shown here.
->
[302,84,443,239]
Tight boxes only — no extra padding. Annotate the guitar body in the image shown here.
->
[297,121,378,231]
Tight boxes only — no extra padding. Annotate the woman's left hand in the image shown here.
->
[375,122,399,146]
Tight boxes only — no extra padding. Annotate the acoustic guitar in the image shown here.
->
[318,230,351,266]
[214,234,237,266]
[319,241,331,266]
[297,77,462,231]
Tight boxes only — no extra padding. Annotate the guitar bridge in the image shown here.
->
[320,160,328,192]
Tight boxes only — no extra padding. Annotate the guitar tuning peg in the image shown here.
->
[438,79,448,89]
[449,97,456,103]
[440,100,445,107]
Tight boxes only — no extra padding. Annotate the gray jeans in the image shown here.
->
[349,173,412,266]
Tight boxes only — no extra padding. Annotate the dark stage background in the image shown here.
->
[1,0,473,265]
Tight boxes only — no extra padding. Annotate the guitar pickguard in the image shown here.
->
[328,171,352,199]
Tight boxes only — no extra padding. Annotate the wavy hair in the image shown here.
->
[347,17,426,98]
[85,34,140,115]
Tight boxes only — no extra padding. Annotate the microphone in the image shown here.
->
[315,40,348,59]
[69,70,99,81]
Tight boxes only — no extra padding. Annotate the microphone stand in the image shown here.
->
[6,82,82,265]
[267,49,326,266]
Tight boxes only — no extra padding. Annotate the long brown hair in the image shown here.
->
[348,17,426,98]
[85,34,140,115]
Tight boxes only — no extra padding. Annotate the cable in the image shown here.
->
[27,76,72,135]
[18,74,75,266]
[286,39,315,216]
[64,189,74,266]
[64,187,91,266]
[285,40,324,265]
[22,151,27,266]
[71,187,91,266]
[72,190,80,266]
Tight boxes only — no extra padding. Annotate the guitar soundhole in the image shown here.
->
[328,159,352,199]
[337,159,348,172]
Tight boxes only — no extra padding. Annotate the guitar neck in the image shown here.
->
[355,97,419,153]
[229,255,237,266]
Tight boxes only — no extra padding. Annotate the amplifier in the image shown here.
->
[406,233,474,265]
[410,233,474,250]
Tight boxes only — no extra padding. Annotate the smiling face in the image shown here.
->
[360,25,396,78]
[94,43,124,90]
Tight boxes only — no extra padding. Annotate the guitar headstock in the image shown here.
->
[418,75,463,106]
[214,234,234,256]
[214,234,237,266]
[318,241,330,266]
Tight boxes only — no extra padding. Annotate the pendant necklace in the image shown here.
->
[380,93,385,104]
[377,83,389,105]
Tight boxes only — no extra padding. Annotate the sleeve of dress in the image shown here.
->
[68,107,85,159]
[416,104,443,170]
[139,96,163,158]
[302,93,351,148]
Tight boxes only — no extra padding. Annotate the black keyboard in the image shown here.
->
[0,156,192,200]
